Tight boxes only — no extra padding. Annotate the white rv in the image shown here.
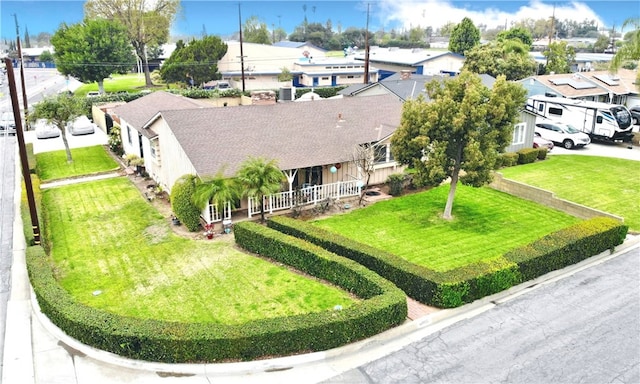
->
[525,95,633,143]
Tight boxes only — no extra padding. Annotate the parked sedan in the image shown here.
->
[533,135,554,151]
[67,115,96,136]
[534,121,591,149]
[35,119,61,139]
[0,111,17,135]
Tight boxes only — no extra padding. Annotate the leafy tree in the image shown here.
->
[160,36,227,86]
[543,41,576,74]
[236,157,285,223]
[278,67,293,82]
[38,50,54,63]
[497,27,533,47]
[391,71,526,220]
[610,17,640,88]
[448,17,481,55]
[438,21,457,37]
[52,19,136,93]
[463,40,536,80]
[192,171,240,220]
[170,174,202,232]
[29,93,86,162]
[593,34,610,53]
[243,16,271,44]
[84,0,180,87]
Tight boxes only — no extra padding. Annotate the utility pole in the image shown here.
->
[4,58,40,244]
[13,13,30,130]
[238,3,246,93]
[363,3,370,84]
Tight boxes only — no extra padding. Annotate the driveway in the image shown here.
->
[548,139,640,161]
[24,128,109,154]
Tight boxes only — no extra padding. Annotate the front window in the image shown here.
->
[126,125,132,145]
[512,123,526,144]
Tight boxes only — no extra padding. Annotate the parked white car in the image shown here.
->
[0,111,17,135]
[67,115,96,136]
[534,121,591,149]
[35,119,61,139]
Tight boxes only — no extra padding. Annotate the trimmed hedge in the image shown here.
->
[536,147,548,160]
[517,148,540,164]
[268,216,627,308]
[504,216,627,281]
[26,222,407,363]
[497,152,519,168]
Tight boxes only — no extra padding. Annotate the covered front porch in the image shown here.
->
[202,178,363,223]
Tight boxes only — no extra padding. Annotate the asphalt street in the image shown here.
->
[323,245,640,384]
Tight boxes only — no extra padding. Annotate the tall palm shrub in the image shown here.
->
[236,157,285,223]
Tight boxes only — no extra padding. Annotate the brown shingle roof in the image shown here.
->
[160,94,403,177]
[113,91,211,138]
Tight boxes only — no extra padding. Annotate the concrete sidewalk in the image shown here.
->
[4,142,639,383]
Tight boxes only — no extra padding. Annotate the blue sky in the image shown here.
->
[1,0,637,42]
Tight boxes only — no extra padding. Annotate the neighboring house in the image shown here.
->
[340,71,496,101]
[291,57,379,87]
[507,109,538,153]
[114,92,405,222]
[353,47,465,78]
[528,51,614,73]
[217,41,309,90]
[341,71,535,153]
[519,68,639,106]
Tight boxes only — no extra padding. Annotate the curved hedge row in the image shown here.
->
[268,216,627,308]
[26,221,407,363]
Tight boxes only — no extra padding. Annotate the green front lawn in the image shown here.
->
[36,145,119,182]
[74,73,153,95]
[312,185,581,272]
[499,155,640,231]
[42,177,356,324]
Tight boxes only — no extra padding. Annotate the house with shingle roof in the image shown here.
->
[518,69,639,106]
[113,91,405,221]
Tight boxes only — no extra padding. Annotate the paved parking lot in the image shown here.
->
[25,128,109,154]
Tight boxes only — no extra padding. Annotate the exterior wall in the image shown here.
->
[147,118,198,193]
[419,56,464,75]
[505,111,536,153]
[119,118,142,158]
[491,173,623,222]
[222,74,291,91]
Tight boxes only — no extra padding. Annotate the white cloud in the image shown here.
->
[375,0,606,31]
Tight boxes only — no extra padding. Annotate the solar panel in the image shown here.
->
[593,74,619,86]
[549,78,597,89]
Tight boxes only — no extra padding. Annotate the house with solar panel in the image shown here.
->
[518,68,638,106]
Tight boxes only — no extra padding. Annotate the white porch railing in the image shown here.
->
[248,180,362,218]
[204,202,233,223]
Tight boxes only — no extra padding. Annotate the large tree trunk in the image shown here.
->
[136,43,153,87]
[98,80,105,94]
[60,129,73,163]
[443,168,459,220]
